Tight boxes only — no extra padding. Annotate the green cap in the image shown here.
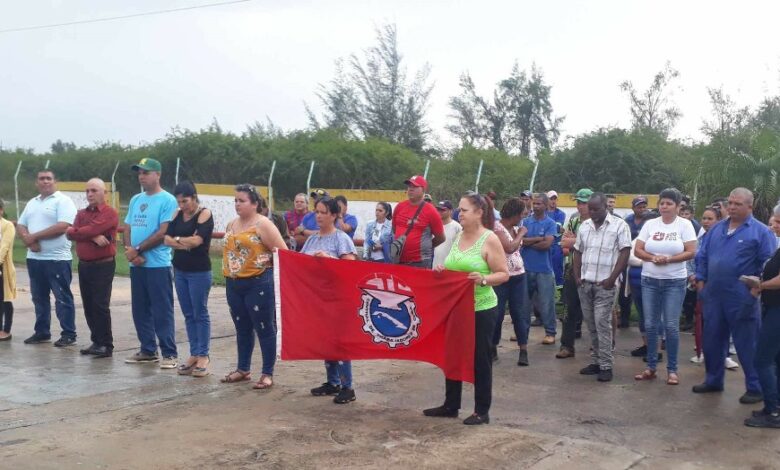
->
[131,158,162,172]
[573,188,593,202]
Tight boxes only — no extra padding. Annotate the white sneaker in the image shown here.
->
[690,355,704,364]
[725,357,740,370]
[160,356,179,369]
[729,345,737,355]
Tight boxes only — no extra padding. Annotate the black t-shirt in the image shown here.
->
[762,248,780,307]
[166,208,214,272]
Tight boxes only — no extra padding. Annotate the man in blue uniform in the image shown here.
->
[693,188,776,404]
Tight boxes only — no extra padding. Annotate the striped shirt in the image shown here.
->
[574,214,632,283]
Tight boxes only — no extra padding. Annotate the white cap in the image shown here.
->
[546,190,559,199]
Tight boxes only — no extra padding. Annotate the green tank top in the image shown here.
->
[444,230,498,311]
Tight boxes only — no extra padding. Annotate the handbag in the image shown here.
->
[389,202,426,264]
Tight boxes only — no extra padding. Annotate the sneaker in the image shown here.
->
[333,387,356,404]
[23,333,51,344]
[555,347,575,359]
[53,336,77,348]
[739,391,763,405]
[597,368,613,382]
[541,335,555,345]
[311,382,341,396]
[160,357,179,369]
[517,350,529,366]
[690,355,704,364]
[125,351,159,364]
[630,345,647,357]
[744,412,780,428]
[579,364,600,375]
[752,408,775,418]
[729,344,737,355]
[725,357,740,370]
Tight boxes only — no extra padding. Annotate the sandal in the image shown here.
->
[177,363,195,376]
[220,369,251,383]
[667,372,679,385]
[253,374,273,390]
[634,369,657,381]
[192,358,210,378]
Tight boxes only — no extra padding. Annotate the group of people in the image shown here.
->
[2,162,779,429]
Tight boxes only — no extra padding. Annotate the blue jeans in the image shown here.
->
[27,259,76,339]
[642,276,686,372]
[130,267,177,357]
[226,271,276,375]
[525,271,556,336]
[632,281,664,339]
[174,269,212,357]
[492,274,529,346]
[755,305,780,413]
[326,361,352,389]
[550,244,564,287]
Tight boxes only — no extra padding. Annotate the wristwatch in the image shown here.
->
[175,236,181,243]
[480,276,488,287]
[134,245,142,253]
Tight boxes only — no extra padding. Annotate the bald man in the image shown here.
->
[66,178,119,357]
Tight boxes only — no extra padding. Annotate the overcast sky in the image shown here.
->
[1,0,779,153]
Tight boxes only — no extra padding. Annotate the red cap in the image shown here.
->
[404,175,428,189]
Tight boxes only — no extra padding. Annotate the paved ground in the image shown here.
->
[1,269,779,469]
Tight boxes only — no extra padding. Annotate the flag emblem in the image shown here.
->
[358,273,420,348]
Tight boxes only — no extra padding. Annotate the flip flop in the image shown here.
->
[634,369,657,381]
[667,373,680,385]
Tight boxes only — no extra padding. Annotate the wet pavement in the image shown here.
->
[1,269,779,469]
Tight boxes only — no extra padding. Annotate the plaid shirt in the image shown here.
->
[574,214,632,283]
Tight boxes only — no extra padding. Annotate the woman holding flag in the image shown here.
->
[424,192,509,425]
[220,184,288,390]
[302,196,359,404]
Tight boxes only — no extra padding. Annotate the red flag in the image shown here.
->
[274,250,476,383]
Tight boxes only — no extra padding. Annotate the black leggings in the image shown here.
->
[0,268,11,333]
[444,306,497,415]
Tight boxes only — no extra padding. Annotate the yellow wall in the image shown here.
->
[58,181,120,210]
[555,193,659,209]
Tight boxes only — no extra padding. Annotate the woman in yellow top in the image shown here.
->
[0,199,16,341]
[221,184,287,389]
[424,192,508,425]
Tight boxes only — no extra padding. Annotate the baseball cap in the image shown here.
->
[131,158,162,172]
[404,175,428,189]
[423,193,433,202]
[520,190,533,198]
[436,200,453,211]
[632,196,649,207]
[310,188,329,199]
[547,190,559,199]
[573,188,594,203]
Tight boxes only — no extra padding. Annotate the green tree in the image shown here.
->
[308,24,433,153]
[447,63,562,158]
[620,62,682,136]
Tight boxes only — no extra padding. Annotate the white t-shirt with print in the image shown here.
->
[638,216,697,279]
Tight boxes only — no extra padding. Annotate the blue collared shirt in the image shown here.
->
[695,215,776,298]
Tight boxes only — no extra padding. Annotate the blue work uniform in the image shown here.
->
[695,216,776,393]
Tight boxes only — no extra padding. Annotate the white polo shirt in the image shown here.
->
[17,191,77,261]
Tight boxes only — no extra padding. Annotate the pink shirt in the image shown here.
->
[495,222,525,276]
